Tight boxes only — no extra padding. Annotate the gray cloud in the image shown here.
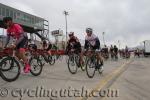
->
[1,0,150,48]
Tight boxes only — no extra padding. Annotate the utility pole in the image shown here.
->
[102,32,105,45]
[118,40,121,50]
[63,11,69,49]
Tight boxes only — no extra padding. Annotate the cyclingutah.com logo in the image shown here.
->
[0,86,119,100]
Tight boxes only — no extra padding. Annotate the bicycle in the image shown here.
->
[85,45,104,78]
[0,47,43,82]
[101,49,109,60]
[110,51,118,61]
[67,49,85,74]
[37,49,55,66]
[53,50,64,61]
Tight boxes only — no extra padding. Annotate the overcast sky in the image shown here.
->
[1,0,150,48]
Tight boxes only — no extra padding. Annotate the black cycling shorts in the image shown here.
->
[16,37,28,50]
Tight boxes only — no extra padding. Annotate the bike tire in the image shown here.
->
[67,55,78,74]
[0,56,12,71]
[98,61,104,75]
[29,56,43,76]
[86,57,96,78]
[0,56,20,82]
[48,56,55,65]
[38,55,46,66]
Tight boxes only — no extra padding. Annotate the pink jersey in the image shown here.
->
[7,24,24,40]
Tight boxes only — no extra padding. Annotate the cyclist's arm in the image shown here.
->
[84,40,89,49]
[4,35,10,48]
[95,37,100,50]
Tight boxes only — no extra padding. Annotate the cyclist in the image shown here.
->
[84,28,103,68]
[125,46,130,58]
[66,32,81,53]
[40,39,53,57]
[103,45,109,59]
[110,45,114,59]
[66,32,83,65]
[134,48,140,57]
[3,17,30,73]
[114,45,118,59]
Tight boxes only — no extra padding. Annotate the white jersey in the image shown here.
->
[85,34,98,46]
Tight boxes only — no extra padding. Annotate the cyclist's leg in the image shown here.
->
[79,51,84,65]
[96,51,103,65]
[16,38,30,73]
[15,50,21,60]
[18,48,27,62]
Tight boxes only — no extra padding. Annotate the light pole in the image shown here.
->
[118,40,121,50]
[143,41,145,51]
[102,32,105,45]
[63,11,69,49]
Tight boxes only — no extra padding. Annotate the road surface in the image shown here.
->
[0,56,149,100]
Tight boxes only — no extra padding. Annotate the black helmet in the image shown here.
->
[86,28,93,33]
[3,17,12,23]
[69,32,74,37]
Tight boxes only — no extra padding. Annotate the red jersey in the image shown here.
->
[7,24,24,40]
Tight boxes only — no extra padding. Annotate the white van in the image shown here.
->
[144,40,150,56]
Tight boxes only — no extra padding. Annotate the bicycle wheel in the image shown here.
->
[0,56,12,71]
[67,55,78,74]
[48,55,55,65]
[29,56,43,76]
[0,56,20,82]
[86,57,96,78]
[98,60,104,75]
[38,55,46,66]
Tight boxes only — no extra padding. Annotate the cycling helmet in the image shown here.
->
[86,28,93,33]
[69,32,74,37]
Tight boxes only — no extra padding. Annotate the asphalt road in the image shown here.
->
[103,57,150,100]
[0,56,149,100]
